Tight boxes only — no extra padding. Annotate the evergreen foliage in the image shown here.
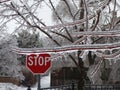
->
[0,35,24,80]
[17,30,42,65]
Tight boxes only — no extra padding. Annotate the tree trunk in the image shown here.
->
[77,51,86,90]
[77,0,86,89]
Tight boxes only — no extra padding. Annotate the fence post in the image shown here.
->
[72,82,75,90]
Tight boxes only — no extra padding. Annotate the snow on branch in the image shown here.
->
[0,0,10,3]
[95,50,120,59]
[11,42,120,54]
[72,30,120,37]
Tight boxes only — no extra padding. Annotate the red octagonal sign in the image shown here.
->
[26,53,51,74]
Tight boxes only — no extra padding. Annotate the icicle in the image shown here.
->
[114,59,117,64]
[90,75,95,84]
[108,59,112,65]
[80,50,89,61]
[75,51,78,57]
[51,53,64,61]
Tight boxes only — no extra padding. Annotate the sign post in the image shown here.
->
[26,53,51,90]
[37,75,41,90]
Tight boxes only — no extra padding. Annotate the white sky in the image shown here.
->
[38,0,59,25]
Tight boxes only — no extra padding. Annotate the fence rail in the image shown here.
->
[30,84,120,90]
[84,84,120,90]
[41,85,71,90]
[41,83,75,90]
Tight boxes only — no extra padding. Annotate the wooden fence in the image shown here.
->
[0,76,20,86]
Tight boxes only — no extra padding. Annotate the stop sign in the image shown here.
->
[26,53,51,74]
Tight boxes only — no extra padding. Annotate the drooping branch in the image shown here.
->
[11,42,120,54]
[95,50,120,59]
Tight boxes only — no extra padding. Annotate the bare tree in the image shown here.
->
[1,0,120,89]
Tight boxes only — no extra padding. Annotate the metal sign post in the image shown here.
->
[37,75,41,90]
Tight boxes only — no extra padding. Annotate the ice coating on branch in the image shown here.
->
[50,50,78,61]
[11,41,120,55]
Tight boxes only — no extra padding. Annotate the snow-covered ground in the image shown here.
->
[0,74,50,90]
[0,83,37,90]
[0,83,50,90]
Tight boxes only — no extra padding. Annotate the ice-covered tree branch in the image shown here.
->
[72,30,120,37]
[11,41,120,54]
[95,50,120,59]
[0,0,10,3]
